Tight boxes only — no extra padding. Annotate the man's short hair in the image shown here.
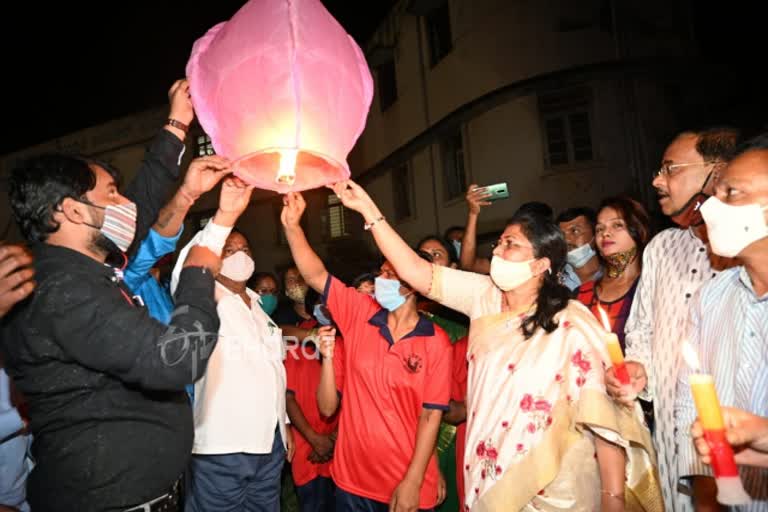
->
[728,132,768,160]
[352,272,376,289]
[677,126,740,163]
[555,207,597,228]
[8,153,120,243]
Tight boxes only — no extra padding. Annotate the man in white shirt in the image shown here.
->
[611,127,739,511]
[172,178,294,511]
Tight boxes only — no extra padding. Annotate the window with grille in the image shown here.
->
[425,2,453,67]
[441,131,467,201]
[327,194,349,239]
[197,134,215,156]
[378,59,398,112]
[539,87,595,168]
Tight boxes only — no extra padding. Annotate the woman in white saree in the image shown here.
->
[324,180,663,512]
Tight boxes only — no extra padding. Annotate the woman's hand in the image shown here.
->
[317,327,337,359]
[281,192,307,229]
[466,184,492,216]
[328,180,378,219]
[605,362,647,406]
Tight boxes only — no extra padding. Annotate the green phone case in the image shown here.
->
[481,182,509,201]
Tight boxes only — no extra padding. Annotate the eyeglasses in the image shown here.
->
[655,161,717,178]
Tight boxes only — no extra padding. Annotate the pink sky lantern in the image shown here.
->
[186,0,374,193]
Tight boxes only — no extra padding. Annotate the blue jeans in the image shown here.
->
[186,428,285,512]
[295,476,335,512]
[336,488,433,512]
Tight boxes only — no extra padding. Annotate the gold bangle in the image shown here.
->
[601,490,624,501]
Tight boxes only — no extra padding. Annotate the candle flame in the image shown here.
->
[596,305,611,332]
[681,340,701,372]
[276,149,298,185]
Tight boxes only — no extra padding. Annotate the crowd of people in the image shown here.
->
[0,80,766,512]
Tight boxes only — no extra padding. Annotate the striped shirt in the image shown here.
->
[675,266,768,511]
[625,227,721,511]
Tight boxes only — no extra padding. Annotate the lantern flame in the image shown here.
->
[276,149,298,185]
[681,341,701,372]
[597,305,611,332]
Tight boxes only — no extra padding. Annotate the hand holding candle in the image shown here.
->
[597,306,636,401]
[682,341,750,505]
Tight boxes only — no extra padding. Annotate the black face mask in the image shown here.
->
[669,172,713,229]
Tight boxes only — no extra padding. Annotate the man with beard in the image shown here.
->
[0,80,229,512]
[608,127,739,510]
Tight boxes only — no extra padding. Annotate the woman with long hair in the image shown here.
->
[577,197,650,352]
[322,180,662,512]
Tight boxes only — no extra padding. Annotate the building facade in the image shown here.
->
[1,0,697,283]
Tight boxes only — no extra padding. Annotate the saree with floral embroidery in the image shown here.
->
[427,265,663,512]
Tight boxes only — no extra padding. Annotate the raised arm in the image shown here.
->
[281,192,328,293]
[124,156,232,291]
[123,80,195,252]
[170,177,255,294]
[460,184,492,273]
[329,181,432,294]
[154,156,232,238]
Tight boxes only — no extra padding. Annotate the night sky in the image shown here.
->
[1,0,764,155]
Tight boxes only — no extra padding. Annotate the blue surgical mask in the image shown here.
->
[566,241,596,268]
[313,303,333,326]
[451,240,462,258]
[259,293,278,316]
[374,276,408,311]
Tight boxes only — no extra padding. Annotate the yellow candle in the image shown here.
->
[605,333,625,366]
[689,373,725,430]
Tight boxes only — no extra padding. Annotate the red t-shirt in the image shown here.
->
[285,341,342,487]
[451,336,469,510]
[324,276,452,509]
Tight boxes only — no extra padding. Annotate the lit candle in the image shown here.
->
[681,342,750,505]
[597,305,636,400]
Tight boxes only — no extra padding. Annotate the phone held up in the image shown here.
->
[474,182,509,202]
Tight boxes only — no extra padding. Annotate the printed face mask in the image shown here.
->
[286,284,308,304]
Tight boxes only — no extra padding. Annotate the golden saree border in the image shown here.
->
[473,399,578,512]
[474,391,664,512]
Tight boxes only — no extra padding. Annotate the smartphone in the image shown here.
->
[478,182,509,202]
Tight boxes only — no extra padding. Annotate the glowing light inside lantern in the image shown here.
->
[276,149,298,185]
[681,341,750,505]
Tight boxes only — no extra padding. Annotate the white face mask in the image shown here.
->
[489,256,536,291]
[220,251,255,282]
[701,197,768,258]
[566,241,596,268]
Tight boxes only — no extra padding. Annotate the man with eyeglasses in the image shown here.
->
[607,127,739,511]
